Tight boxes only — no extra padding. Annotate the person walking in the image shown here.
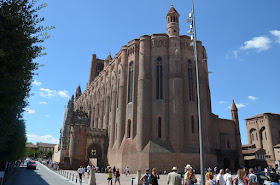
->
[184,165,197,184]
[224,169,233,185]
[269,168,280,185]
[216,169,225,185]
[87,164,91,177]
[115,168,121,185]
[77,166,84,183]
[186,169,195,185]
[234,169,246,185]
[167,167,182,185]
[140,169,150,185]
[150,168,159,185]
[248,168,258,185]
[206,172,216,185]
[243,168,249,185]
[108,167,113,185]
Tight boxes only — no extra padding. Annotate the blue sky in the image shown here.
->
[24,0,280,145]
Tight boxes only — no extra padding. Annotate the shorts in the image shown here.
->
[115,177,120,182]
[108,178,112,180]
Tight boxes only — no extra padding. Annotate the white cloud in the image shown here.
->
[39,101,47,104]
[23,108,36,114]
[32,80,42,86]
[240,36,271,52]
[218,101,227,104]
[233,50,238,59]
[236,103,245,108]
[27,134,59,144]
[270,30,280,44]
[58,90,70,98]
[39,88,69,98]
[248,96,258,100]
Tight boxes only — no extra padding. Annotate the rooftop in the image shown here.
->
[245,112,280,120]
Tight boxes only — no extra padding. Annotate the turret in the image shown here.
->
[166,3,180,37]
[89,54,97,85]
[231,100,239,124]
[75,85,82,100]
[104,52,112,68]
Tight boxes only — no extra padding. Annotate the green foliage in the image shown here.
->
[46,150,52,158]
[25,147,36,157]
[36,147,43,157]
[0,0,53,161]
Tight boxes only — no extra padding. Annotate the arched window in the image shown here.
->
[110,78,114,112]
[158,117,162,138]
[251,133,254,141]
[127,120,131,138]
[191,116,194,133]
[116,71,120,108]
[128,61,134,103]
[157,57,163,99]
[188,60,194,101]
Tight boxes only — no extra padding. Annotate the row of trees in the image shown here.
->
[0,0,53,162]
[25,147,53,158]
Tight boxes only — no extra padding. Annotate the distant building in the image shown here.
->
[242,144,267,168]
[245,112,280,166]
[57,5,243,172]
[36,142,56,153]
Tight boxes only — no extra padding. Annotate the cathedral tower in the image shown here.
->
[166,3,180,37]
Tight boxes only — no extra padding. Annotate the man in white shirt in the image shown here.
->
[216,169,225,185]
[224,169,233,185]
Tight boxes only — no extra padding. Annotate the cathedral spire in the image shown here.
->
[166,4,180,37]
[75,85,82,100]
[231,100,237,111]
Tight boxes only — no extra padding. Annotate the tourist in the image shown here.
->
[150,168,159,185]
[167,167,182,185]
[243,168,249,185]
[206,172,216,185]
[214,167,218,174]
[248,168,258,185]
[115,168,121,185]
[77,166,84,183]
[184,165,197,184]
[127,167,130,175]
[216,169,225,185]
[87,164,91,177]
[269,168,280,185]
[234,169,245,185]
[108,167,113,185]
[186,168,195,185]
[113,166,116,176]
[140,169,150,185]
[224,169,233,185]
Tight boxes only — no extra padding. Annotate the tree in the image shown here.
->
[0,0,53,161]
[46,150,52,159]
[36,147,43,157]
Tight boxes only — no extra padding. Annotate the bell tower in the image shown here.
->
[166,3,180,37]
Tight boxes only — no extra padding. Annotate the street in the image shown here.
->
[5,162,78,185]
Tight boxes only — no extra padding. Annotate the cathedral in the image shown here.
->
[58,5,244,172]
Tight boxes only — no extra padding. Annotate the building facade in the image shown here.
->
[58,5,243,172]
[245,112,280,166]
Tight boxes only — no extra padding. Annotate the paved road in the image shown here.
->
[5,162,80,185]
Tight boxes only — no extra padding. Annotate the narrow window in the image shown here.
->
[156,57,163,99]
[110,80,114,112]
[265,132,267,140]
[256,133,258,140]
[251,133,254,141]
[115,123,118,140]
[191,116,194,133]
[128,61,134,103]
[158,117,162,138]
[127,120,131,138]
[188,60,194,101]
[116,72,120,108]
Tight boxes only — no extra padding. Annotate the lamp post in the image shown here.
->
[187,0,205,184]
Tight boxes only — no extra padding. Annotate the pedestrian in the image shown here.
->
[82,166,86,177]
[113,166,116,176]
[248,168,258,185]
[214,167,218,174]
[216,169,225,185]
[127,167,130,175]
[87,164,91,177]
[115,168,121,185]
[234,169,245,185]
[206,172,216,185]
[224,169,233,185]
[167,167,182,185]
[77,166,84,183]
[269,168,280,185]
[150,168,159,185]
[186,169,195,185]
[108,167,113,185]
[243,168,249,185]
[140,169,150,185]
[184,165,197,184]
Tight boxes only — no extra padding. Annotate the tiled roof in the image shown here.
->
[242,144,255,148]
[244,156,256,160]
[242,148,265,154]
[274,144,280,148]
[36,142,56,148]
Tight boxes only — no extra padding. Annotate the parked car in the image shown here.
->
[27,160,36,170]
